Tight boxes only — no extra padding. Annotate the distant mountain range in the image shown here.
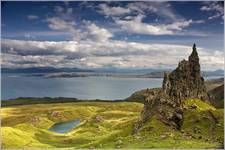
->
[92,67,168,73]
[1,67,168,74]
[1,67,93,73]
[1,67,224,78]
[141,69,224,78]
[202,69,224,77]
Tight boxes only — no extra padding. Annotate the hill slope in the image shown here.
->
[209,84,224,108]
[1,101,223,149]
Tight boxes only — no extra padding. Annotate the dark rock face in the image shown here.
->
[133,88,183,133]
[163,44,209,105]
[134,44,209,133]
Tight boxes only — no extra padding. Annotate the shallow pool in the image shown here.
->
[48,119,80,133]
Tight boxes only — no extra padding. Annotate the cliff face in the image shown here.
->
[134,44,209,133]
[163,44,209,105]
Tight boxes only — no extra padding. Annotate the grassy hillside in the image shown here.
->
[1,100,224,149]
[208,84,224,108]
[1,97,124,107]
[205,78,224,91]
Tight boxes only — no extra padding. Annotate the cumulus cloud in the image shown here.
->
[127,2,158,14]
[45,3,114,42]
[97,2,158,17]
[126,1,180,22]
[97,2,182,22]
[46,17,76,31]
[96,2,205,36]
[98,4,131,16]
[2,53,66,68]
[115,15,203,35]
[1,39,224,70]
[85,22,113,42]
[45,16,113,42]
[2,2,223,70]
[45,4,84,41]
[46,16,89,42]
[33,2,206,42]
[200,2,224,20]
[98,2,163,18]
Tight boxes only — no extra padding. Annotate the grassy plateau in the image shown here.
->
[1,99,224,149]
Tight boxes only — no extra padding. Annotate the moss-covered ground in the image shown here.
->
[1,100,224,149]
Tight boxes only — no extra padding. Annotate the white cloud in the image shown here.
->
[116,15,172,35]
[200,2,223,13]
[97,2,181,22]
[127,2,157,14]
[45,7,87,41]
[96,2,205,36]
[46,4,114,42]
[126,1,181,22]
[2,53,66,68]
[115,15,202,35]
[2,2,223,70]
[85,22,113,42]
[27,15,39,20]
[45,4,84,40]
[208,14,222,20]
[98,2,158,17]
[98,4,131,16]
[43,2,208,40]
[200,2,224,20]
[46,17,76,31]
[1,39,224,70]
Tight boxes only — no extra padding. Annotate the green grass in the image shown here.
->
[184,99,216,111]
[1,100,224,149]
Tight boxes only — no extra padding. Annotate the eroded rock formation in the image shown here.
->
[163,44,209,105]
[134,44,209,133]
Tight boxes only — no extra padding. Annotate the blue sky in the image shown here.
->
[1,1,224,70]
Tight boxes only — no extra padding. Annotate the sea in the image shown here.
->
[1,73,163,100]
[1,73,223,100]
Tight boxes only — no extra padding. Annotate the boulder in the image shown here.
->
[188,104,198,109]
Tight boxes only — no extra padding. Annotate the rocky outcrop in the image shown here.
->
[133,88,184,133]
[134,44,209,133]
[163,44,209,105]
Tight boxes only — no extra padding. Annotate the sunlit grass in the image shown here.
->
[1,101,223,149]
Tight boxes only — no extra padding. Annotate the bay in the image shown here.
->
[1,73,163,100]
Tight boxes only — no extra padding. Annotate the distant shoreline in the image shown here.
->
[2,71,224,79]
[1,97,127,107]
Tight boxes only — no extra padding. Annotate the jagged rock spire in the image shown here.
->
[192,43,197,57]
[134,44,209,133]
[134,44,210,133]
[163,43,208,104]
[189,43,199,63]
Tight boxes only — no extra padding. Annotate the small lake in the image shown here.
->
[48,119,80,134]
